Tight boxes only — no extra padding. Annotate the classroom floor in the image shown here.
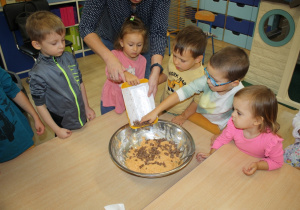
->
[21,38,298,149]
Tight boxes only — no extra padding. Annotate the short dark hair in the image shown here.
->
[209,46,249,81]
[114,16,148,53]
[234,85,280,133]
[173,25,207,58]
[26,11,65,42]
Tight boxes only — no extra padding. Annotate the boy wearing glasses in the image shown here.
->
[158,25,207,118]
[142,46,249,132]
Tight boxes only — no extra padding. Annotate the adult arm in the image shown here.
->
[83,33,125,82]
[148,54,163,97]
[147,0,171,96]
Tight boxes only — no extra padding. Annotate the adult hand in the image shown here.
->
[106,55,126,83]
[148,67,160,97]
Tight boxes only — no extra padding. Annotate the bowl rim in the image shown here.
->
[108,119,195,178]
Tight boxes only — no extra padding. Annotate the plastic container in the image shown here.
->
[121,79,158,129]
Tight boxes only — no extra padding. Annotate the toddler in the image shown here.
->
[158,25,207,120]
[101,16,148,115]
[26,11,95,139]
[197,85,284,176]
[0,67,44,162]
[284,110,300,169]
[141,46,249,131]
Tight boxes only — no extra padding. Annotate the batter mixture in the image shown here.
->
[125,138,181,173]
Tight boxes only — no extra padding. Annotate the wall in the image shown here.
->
[245,1,300,108]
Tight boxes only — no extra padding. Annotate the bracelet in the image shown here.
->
[150,63,163,74]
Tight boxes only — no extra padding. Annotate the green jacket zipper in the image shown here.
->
[53,57,83,126]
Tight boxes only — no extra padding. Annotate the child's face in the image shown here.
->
[231,96,259,130]
[205,63,235,95]
[37,32,66,57]
[172,49,202,72]
[120,32,144,60]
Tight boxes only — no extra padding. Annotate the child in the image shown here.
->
[284,110,300,169]
[197,85,284,176]
[158,25,207,119]
[26,11,95,139]
[0,67,44,162]
[101,16,148,115]
[141,46,249,131]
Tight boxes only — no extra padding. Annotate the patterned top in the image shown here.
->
[79,0,171,57]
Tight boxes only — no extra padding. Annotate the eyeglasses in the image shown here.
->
[204,67,232,87]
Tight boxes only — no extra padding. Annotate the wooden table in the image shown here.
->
[0,112,212,209]
[145,143,300,210]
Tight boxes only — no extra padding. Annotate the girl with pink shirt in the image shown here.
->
[196,85,284,176]
[101,16,148,114]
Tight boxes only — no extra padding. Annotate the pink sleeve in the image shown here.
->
[261,135,284,170]
[212,118,235,149]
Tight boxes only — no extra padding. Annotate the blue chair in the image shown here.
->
[195,11,216,64]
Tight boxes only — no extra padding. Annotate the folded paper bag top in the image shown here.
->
[121,79,158,129]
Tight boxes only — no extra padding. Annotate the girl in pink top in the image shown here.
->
[196,85,284,176]
[101,16,148,114]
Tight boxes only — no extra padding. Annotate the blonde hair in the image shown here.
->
[26,11,65,42]
[114,16,148,53]
[234,85,280,133]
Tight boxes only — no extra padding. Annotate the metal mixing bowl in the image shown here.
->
[109,120,195,178]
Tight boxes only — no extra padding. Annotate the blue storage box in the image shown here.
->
[246,36,253,50]
[227,2,257,21]
[203,0,227,14]
[197,22,224,41]
[229,0,259,6]
[225,16,252,35]
[251,6,258,21]
[248,21,255,36]
[198,12,225,28]
[223,29,247,48]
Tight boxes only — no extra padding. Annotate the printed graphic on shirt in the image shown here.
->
[167,71,186,92]
[0,98,16,141]
[68,64,81,87]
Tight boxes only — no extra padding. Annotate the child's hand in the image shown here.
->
[34,118,45,135]
[86,107,96,121]
[124,72,140,86]
[242,162,258,176]
[141,111,158,124]
[171,114,187,126]
[196,152,210,163]
[56,128,72,139]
